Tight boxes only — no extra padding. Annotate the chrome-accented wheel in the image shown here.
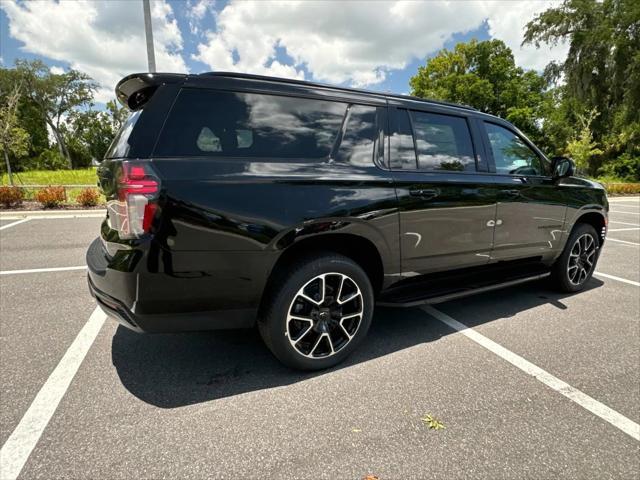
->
[567,233,597,285]
[286,273,363,359]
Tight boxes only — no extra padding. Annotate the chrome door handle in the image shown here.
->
[409,188,439,199]
[501,189,520,198]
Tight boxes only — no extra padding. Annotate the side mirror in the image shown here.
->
[552,157,575,179]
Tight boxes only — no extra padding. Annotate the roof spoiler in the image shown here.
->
[115,73,187,110]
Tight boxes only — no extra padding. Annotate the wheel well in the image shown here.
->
[574,212,606,243]
[261,233,384,309]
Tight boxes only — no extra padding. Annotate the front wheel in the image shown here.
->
[551,223,600,292]
[258,253,374,370]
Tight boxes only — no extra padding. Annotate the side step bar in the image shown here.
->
[377,272,550,308]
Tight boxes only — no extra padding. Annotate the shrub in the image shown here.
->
[76,187,100,207]
[598,154,640,182]
[30,149,69,170]
[35,186,66,208]
[603,183,640,195]
[0,186,25,208]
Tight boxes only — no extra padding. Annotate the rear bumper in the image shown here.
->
[86,237,258,333]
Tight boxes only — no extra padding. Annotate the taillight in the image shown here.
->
[107,161,160,239]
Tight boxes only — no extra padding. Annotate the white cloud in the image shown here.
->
[1,0,188,103]
[486,0,568,72]
[49,66,65,75]
[186,0,215,35]
[194,0,568,87]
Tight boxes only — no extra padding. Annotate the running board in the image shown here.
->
[377,272,550,308]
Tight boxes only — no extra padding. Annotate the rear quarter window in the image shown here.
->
[105,111,141,159]
[154,89,348,159]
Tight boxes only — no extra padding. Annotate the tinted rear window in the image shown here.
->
[389,109,417,170]
[410,111,476,172]
[335,105,378,166]
[155,89,348,159]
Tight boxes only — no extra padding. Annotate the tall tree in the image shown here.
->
[63,99,128,166]
[524,0,640,167]
[106,99,128,131]
[0,84,29,185]
[15,60,97,168]
[0,67,49,168]
[409,39,548,144]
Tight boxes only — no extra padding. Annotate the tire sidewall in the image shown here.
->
[554,223,600,292]
[261,254,374,371]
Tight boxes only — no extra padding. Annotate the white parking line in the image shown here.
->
[609,220,640,226]
[0,213,104,220]
[606,237,640,246]
[594,272,640,287]
[610,210,639,215]
[422,305,640,442]
[0,210,105,219]
[608,197,640,203]
[0,218,30,231]
[0,266,87,276]
[0,307,107,480]
[607,227,640,232]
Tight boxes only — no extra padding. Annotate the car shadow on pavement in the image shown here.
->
[111,277,604,408]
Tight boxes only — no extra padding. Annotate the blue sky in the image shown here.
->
[0,1,565,104]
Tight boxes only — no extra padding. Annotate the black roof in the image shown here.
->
[200,71,478,112]
[116,71,478,113]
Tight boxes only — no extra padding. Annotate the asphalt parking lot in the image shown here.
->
[1,199,639,479]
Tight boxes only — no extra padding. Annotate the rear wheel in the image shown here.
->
[551,223,600,292]
[258,253,374,370]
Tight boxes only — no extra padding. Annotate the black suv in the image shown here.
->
[87,72,608,370]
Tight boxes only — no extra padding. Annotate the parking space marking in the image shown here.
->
[610,210,639,215]
[421,305,640,442]
[606,238,640,246]
[609,220,640,226]
[0,307,106,480]
[0,266,87,276]
[0,213,105,221]
[607,227,640,232]
[594,272,640,287]
[0,218,30,231]
[608,197,640,202]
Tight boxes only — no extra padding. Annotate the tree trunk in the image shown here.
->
[3,149,14,185]
[46,119,72,169]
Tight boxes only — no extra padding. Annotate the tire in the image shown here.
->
[258,253,374,371]
[550,223,600,292]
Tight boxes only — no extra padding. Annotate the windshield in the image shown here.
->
[104,110,142,159]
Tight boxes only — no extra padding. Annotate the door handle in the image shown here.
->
[500,189,520,198]
[409,188,439,200]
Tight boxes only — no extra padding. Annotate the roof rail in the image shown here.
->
[199,71,478,112]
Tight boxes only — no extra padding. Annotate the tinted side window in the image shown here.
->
[335,105,377,166]
[411,111,476,172]
[389,109,417,170]
[485,123,547,176]
[105,111,141,159]
[155,89,347,159]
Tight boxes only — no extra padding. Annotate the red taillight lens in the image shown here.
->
[107,162,160,239]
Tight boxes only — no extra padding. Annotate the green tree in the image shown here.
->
[0,67,49,170]
[524,0,640,171]
[565,109,603,174]
[409,39,548,143]
[15,60,97,168]
[62,100,127,166]
[106,99,128,131]
[0,84,29,185]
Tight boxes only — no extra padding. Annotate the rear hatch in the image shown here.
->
[96,73,185,243]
